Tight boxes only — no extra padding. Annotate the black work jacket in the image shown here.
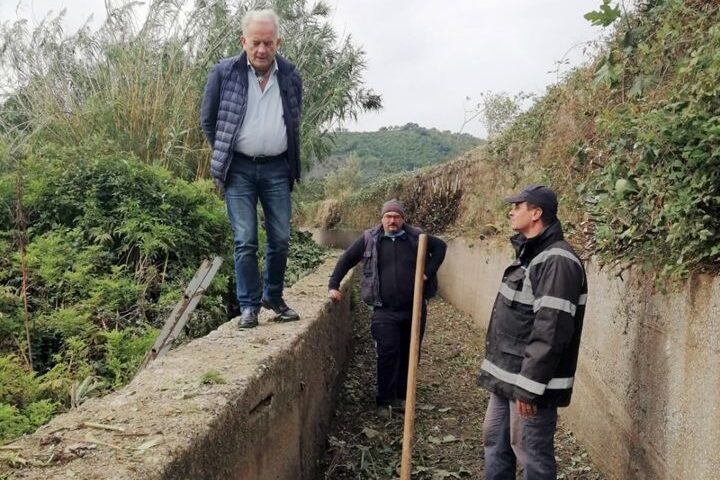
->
[477,221,587,407]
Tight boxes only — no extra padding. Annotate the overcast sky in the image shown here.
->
[1,0,607,137]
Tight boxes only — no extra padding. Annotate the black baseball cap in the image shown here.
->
[504,184,558,217]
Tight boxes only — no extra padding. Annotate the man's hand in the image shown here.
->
[328,289,342,304]
[516,399,537,418]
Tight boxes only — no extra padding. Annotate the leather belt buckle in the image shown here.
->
[235,151,287,164]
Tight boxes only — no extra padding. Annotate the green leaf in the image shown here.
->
[584,0,622,27]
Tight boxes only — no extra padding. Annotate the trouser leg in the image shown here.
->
[483,393,517,479]
[224,159,260,309]
[257,158,291,302]
[509,399,558,480]
[371,307,427,405]
[370,309,402,406]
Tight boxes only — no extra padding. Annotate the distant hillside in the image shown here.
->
[310,123,482,182]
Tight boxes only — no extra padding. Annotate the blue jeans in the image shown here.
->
[483,392,557,480]
[224,155,291,310]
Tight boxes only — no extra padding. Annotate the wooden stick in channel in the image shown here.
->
[400,233,428,480]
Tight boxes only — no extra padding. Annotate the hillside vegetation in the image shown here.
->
[310,124,481,182]
[296,125,480,226]
[323,0,720,281]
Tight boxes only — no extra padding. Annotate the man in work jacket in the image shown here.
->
[328,199,447,419]
[200,9,302,328]
[477,185,587,480]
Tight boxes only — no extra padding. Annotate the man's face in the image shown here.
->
[508,202,541,235]
[382,212,404,233]
[240,20,281,72]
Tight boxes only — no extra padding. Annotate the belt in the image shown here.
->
[234,151,287,163]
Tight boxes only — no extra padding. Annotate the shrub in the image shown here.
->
[0,403,30,443]
[101,328,157,388]
[0,355,40,408]
[587,0,720,278]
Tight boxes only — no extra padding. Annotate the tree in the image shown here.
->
[460,91,534,140]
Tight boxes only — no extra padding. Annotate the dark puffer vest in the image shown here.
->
[200,52,302,186]
[360,224,440,307]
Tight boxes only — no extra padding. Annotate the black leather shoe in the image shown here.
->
[237,308,259,329]
[261,298,300,322]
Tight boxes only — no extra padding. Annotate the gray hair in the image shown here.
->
[241,9,281,36]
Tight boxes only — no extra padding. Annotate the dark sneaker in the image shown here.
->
[237,308,259,329]
[261,298,300,322]
[376,405,392,420]
[391,399,406,412]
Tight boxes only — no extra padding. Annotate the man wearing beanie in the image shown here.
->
[328,199,447,419]
[477,185,587,479]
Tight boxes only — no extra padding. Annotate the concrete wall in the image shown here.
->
[436,237,720,480]
[2,255,355,480]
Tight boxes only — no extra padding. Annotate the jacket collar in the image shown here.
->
[511,220,564,262]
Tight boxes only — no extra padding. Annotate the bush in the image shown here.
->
[0,139,331,443]
[0,144,233,441]
[101,328,157,388]
[23,399,60,428]
[285,230,329,286]
[587,0,720,278]
[0,403,30,444]
[0,355,40,408]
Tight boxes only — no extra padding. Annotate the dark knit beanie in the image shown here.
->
[381,199,406,218]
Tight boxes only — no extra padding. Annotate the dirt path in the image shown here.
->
[316,291,604,479]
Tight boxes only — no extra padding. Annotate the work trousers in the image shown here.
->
[370,304,426,406]
[483,392,558,480]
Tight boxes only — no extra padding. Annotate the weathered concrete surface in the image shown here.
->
[1,254,354,480]
[308,228,362,250]
[436,236,720,480]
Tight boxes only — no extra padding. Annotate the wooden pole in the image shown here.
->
[400,233,428,480]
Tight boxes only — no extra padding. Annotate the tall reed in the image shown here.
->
[0,0,381,180]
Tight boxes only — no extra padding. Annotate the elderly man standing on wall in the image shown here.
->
[477,185,587,480]
[328,200,447,419]
[200,9,303,328]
